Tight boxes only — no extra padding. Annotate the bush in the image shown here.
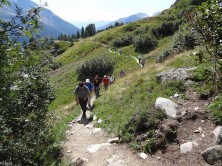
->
[132,34,158,53]
[152,21,181,39]
[191,64,212,81]
[0,2,58,165]
[76,57,115,80]
[122,23,140,32]
[209,94,222,125]
[112,33,133,47]
[156,26,201,63]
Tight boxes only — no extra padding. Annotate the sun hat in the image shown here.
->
[86,79,90,82]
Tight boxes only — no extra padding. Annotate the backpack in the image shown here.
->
[76,85,88,93]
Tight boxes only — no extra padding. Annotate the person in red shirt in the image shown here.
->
[102,75,109,91]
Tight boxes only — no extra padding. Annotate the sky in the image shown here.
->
[32,0,176,22]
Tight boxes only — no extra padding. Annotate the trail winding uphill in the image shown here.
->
[62,96,164,166]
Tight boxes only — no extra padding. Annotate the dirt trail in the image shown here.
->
[62,96,164,166]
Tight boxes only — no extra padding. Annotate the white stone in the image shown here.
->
[180,142,193,154]
[174,93,179,98]
[139,152,148,159]
[66,150,72,153]
[108,137,119,143]
[93,115,97,121]
[97,119,103,124]
[155,97,178,118]
[85,124,94,128]
[87,143,111,154]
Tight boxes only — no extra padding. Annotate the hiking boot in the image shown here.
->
[82,113,86,118]
[88,104,91,108]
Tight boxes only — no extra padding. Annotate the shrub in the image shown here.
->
[76,57,115,80]
[132,34,158,53]
[152,21,181,39]
[112,33,133,47]
[191,63,212,81]
[122,23,140,32]
[209,94,222,125]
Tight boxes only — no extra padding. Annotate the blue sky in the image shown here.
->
[32,0,176,22]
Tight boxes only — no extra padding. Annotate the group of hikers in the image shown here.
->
[75,45,146,118]
[74,74,115,118]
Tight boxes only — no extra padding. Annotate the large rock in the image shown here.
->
[87,143,111,154]
[213,126,222,144]
[202,146,222,165]
[155,97,178,118]
[180,142,193,154]
[156,67,196,83]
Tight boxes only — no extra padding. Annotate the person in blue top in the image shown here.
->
[84,79,94,108]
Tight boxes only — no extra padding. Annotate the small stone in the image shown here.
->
[66,150,72,153]
[108,137,119,143]
[174,93,179,98]
[194,107,199,111]
[97,119,103,124]
[194,130,200,133]
[139,153,148,159]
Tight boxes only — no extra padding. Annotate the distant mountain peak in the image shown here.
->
[0,0,80,38]
[97,12,149,30]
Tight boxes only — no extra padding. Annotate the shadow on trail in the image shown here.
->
[77,116,93,126]
[77,106,94,126]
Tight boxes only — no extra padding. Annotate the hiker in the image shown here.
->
[141,59,145,68]
[114,47,117,53]
[103,75,109,91]
[84,79,94,108]
[119,69,125,78]
[74,82,90,118]
[109,74,115,84]
[138,54,142,64]
[106,45,109,50]
[93,75,102,98]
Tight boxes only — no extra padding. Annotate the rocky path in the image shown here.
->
[62,96,164,166]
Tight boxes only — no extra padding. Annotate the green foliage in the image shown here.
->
[0,1,58,165]
[186,0,222,90]
[112,33,133,47]
[209,94,222,125]
[132,34,158,53]
[76,57,115,80]
[152,21,181,39]
[122,23,140,32]
[84,23,96,37]
[162,80,186,96]
[156,25,201,63]
[191,63,212,81]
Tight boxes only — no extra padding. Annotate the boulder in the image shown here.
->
[155,97,178,118]
[87,143,111,154]
[156,67,196,83]
[180,142,193,154]
[202,146,222,165]
[213,126,222,144]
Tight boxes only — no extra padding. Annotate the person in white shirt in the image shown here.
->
[138,54,142,64]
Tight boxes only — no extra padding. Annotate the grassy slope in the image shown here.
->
[49,0,203,151]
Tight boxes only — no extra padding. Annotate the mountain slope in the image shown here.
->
[0,0,80,38]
